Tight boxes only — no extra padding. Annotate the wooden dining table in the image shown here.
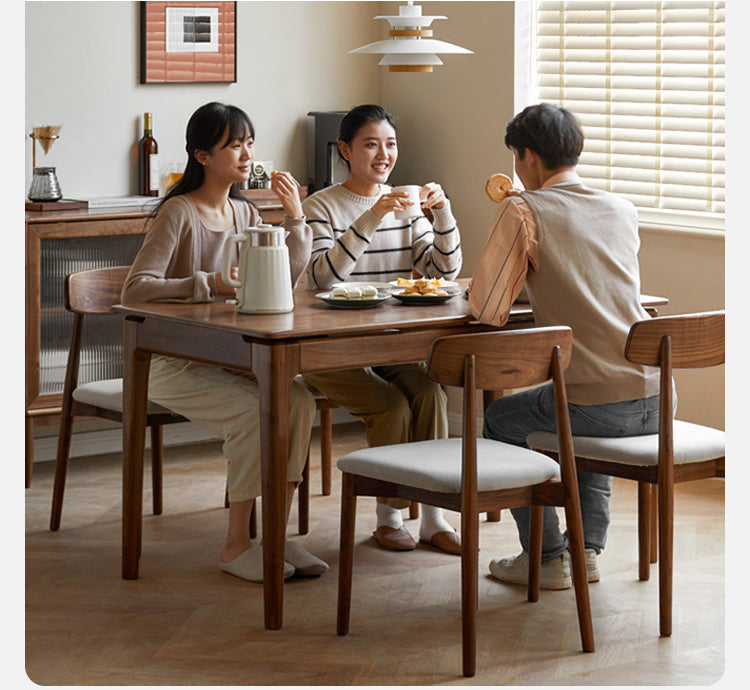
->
[113,281,667,631]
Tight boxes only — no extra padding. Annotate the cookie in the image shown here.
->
[485,173,514,203]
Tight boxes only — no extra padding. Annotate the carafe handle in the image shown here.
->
[222,234,245,289]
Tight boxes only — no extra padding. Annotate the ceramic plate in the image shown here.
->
[391,291,458,306]
[316,292,392,309]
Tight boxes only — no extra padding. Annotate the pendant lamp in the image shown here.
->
[349,1,473,72]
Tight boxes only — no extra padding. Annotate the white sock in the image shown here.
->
[418,505,455,540]
[376,502,404,530]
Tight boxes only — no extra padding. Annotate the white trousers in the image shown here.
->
[148,355,316,502]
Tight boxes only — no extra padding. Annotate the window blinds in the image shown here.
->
[535,1,725,229]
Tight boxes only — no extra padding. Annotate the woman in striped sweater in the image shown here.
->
[302,105,463,554]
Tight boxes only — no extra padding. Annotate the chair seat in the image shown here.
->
[337,438,560,494]
[527,420,725,466]
[73,378,176,416]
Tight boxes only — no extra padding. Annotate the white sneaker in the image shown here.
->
[585,548,600,583]
[489,551,572,590]
[488,549,600,590]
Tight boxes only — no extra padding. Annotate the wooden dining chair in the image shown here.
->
[50,266,189,531]
[336,327,594,678]
[527,311,725,637]
[53,266,337,537]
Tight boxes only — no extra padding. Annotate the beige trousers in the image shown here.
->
[303,363,448,508]
[148,355,316,503]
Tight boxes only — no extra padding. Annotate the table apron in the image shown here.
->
[298,323,499,373]
[130,316,254,371]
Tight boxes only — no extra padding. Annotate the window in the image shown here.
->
[528,1,725,232]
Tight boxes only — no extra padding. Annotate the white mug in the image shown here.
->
[391,185,422,220]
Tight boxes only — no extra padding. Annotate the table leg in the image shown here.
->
[122,317,150,580]
[253,341,299,630]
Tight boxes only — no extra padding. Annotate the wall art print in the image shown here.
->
[140,1,236,84]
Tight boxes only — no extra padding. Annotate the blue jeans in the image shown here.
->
[483,384,668,563]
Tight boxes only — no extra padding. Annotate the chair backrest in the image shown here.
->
[426,326,573,390]
[65,265,131,315]
[625,310,724,369]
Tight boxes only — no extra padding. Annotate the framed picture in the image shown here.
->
[140,1,236,84]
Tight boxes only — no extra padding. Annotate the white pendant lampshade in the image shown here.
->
[349,1,472,72]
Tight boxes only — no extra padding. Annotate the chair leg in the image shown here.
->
[409,501,420,519]
[318,405,333,496]
[298,452,310,535]
[658,479,674,637]
[460,504,479,677]
[564,500,595,653]
[337,473,357,636]
[527,505,543,602]
[50,409,76,531]
[150,424,164,516]
[249,498,257,540]
[637,482,651,581]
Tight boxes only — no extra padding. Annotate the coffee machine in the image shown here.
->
[307,111,349,192]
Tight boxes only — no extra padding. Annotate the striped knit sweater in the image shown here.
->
[303,183,462,289]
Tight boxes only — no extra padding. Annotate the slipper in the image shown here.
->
[372,525,416,551]
[219,546,295,583]
[419,530,462,555]
[285,541,329,577]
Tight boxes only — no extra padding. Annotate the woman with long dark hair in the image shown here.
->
[302,104,463,555]
[122,102,327,582]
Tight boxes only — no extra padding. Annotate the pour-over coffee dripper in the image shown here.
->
[28,125,63,202]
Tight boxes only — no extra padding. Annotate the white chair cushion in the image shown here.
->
[527,420,725,467]
[337,438,560,494]
[72,378,176,416]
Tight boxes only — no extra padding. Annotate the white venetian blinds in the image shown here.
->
[535,1,725,229]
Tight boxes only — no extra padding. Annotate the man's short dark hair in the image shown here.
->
[504,103,584,169]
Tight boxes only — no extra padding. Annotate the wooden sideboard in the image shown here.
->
[25,188,304,485]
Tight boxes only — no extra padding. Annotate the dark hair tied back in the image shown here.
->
[337,104,397,168]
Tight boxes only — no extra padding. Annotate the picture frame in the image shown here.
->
[140,1,236,84]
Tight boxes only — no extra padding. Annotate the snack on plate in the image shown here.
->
[485,173,514,203]
[330,284,378,300]
[401,278,447,297]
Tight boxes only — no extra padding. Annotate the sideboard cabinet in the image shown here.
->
[25,189,302,484]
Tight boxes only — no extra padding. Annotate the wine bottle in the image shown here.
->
[138,112,159,196]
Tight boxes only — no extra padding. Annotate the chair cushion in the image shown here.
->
[73,378,176,416]
[527,420,725,466]
[337,438,560,494]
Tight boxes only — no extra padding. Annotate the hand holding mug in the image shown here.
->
[371,190,414,219]
[420,182,446,210]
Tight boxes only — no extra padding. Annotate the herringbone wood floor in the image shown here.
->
[25,422,725,685]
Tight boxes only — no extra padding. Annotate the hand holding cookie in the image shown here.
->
[485,173,514,203]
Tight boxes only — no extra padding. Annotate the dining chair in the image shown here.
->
[527,311,725,637]
[336,326,595,678]
[50,266,337,535]
[49,266,189,531]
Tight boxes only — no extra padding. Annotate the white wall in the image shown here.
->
[25,1,382,198]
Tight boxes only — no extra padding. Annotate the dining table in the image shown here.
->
[113,280,667,630]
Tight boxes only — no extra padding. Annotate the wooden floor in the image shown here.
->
[25,422,725,685]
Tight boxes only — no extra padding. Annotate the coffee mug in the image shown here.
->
[391,185,422,220]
